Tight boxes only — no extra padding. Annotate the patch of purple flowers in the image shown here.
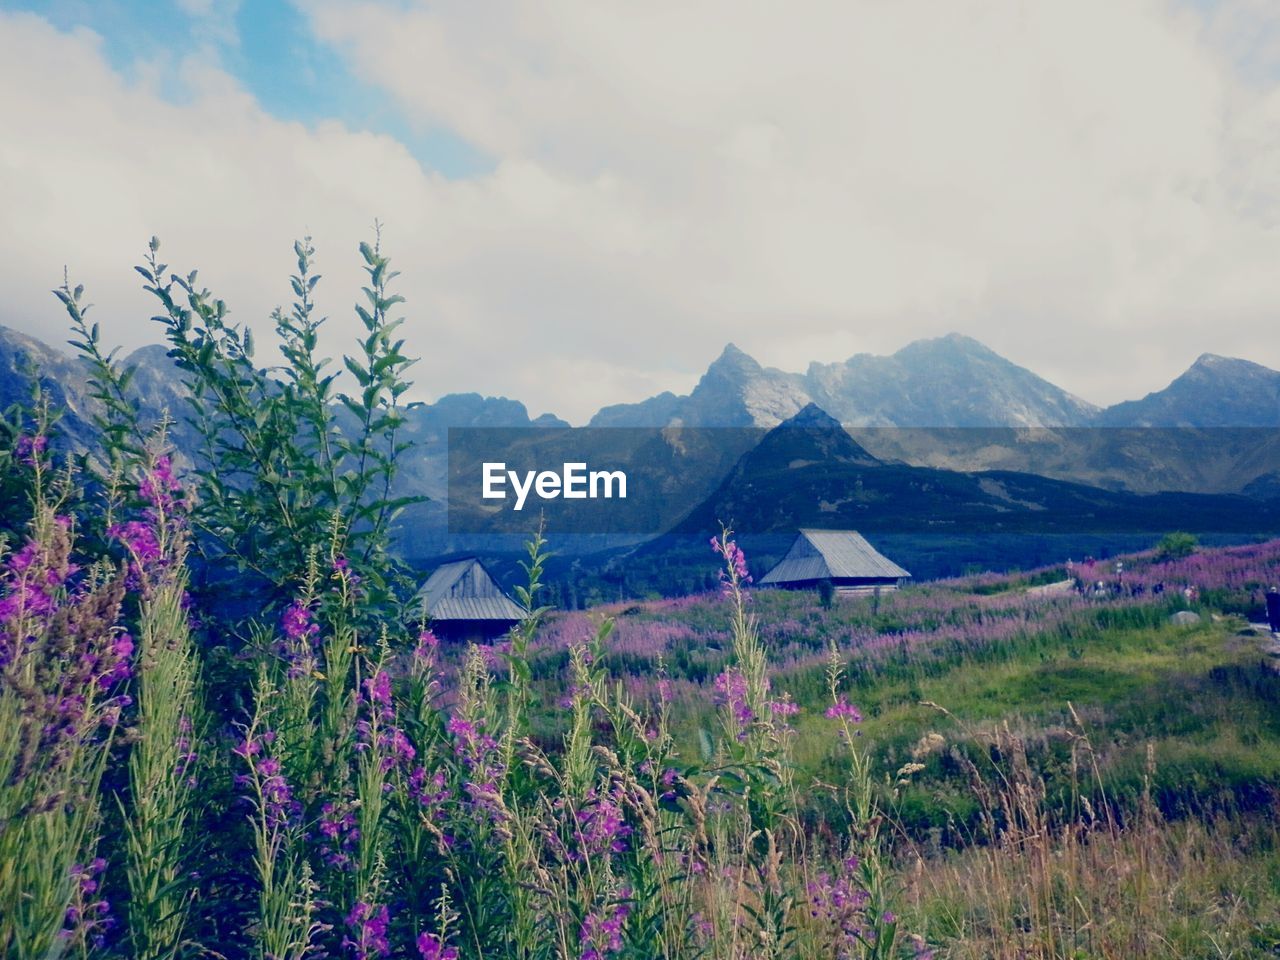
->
[713,668,753,739]
[573,785,633,859]
[343,901,390,959]
[808,855,871,950]
[234,731,300,830]
[826,697,863,723]
[579,896,630,960]
[415,931,458,960]
[15,433,47,466]
[318,799,361,871]
[711,533,751,594]
[62,857,114,949]
[447,714,506,824]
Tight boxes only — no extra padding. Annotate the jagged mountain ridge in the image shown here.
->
[592,334,1102,428]
[1095,353,1280,427]
[8,322,1280,434]
[7,322,1280,506]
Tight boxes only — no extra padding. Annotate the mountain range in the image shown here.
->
[5,323,1280,541]
[591,335,1102,428]
[589,334,1280,430]
[6,324,1280,436]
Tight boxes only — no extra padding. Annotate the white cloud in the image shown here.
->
[1,2,1279,423]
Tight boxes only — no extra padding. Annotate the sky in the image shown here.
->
[1,0,1279,424]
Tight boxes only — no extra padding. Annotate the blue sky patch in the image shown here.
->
[0,0,491,178]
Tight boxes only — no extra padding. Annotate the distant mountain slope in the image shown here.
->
[808,334,1099,427]
[1096,353,1280,427]
[591,343,810,427]
[592,334,1099,428]
[0,325,101,450]
[8,321,1280,528]
[0,323,565,451]
[672,405,1280,536]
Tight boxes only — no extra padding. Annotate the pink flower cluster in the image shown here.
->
[447,714,506,825]
[573,785,633,859]
[825,698,863,723]
[579,895,630,960]
[318,799,361,871]
[712,668,754,739]
[711,533,752,594]
[344,901,390,959]
[415,931,458,960]
[233,731,299,830]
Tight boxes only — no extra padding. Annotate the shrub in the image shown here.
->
[1155,531,1199,561]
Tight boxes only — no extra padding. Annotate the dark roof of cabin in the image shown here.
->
[416,558,526,622]
[759,529,911,585]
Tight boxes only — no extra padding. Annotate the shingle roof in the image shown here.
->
[417,558,527,622]
[759,529,910,585]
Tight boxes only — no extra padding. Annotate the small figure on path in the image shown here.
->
[1266,587,1280,636]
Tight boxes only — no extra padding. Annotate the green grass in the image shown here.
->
[650,609,1280,837]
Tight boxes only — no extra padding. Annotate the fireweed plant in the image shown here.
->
[59,233,421,627]
[0,429,130,959]
[3,238,937,958]
[0,433,922,957]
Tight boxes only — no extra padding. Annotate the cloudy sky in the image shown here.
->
[1,0,1278,423]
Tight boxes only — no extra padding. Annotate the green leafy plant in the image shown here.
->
[1155,531,1198,561]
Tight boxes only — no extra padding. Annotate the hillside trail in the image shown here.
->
[1241,617,1280,670]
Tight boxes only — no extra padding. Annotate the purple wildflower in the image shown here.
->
[573,786,632,859]
[445,711,507,824]
[63,858,114,949]
[415,931,459,960]
[317,799,361,870]
[365,670,393,708]
[408,766,450,826]
[412,628,441,677]
[711,532,751,593]
[808,856,871,949]
[713,668,753,739]
[579,896,630,960]
[825,697,863,723]
[15,433,47,466]
[343,901,390,959]
[137,455,185,513]
[908,934,935,959]
[235,731,299,829]
[282,600,319,645]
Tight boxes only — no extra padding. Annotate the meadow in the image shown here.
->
[4,237,1280,959]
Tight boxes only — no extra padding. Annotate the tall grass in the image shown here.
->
[117,454,203,959]
[900,717,1280,958]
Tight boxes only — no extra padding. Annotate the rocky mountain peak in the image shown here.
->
[701,342,764,381]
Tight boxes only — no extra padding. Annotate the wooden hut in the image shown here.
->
[759,529,910,596]
[416,557,526,642]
